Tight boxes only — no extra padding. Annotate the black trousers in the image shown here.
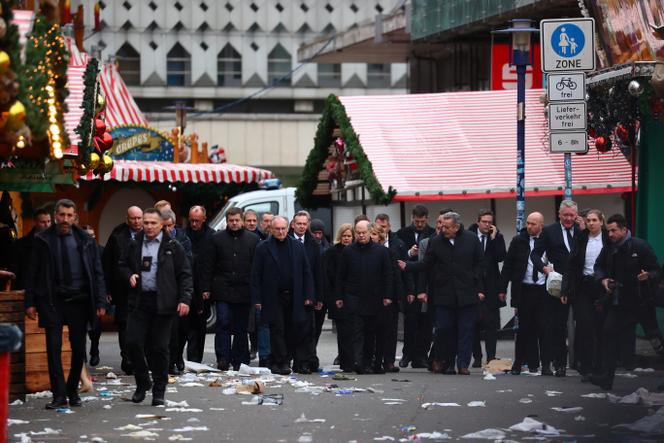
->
[402,301,432,363]
[382,304,399,364]
[473,303,500,361]
[550,296,570,369]
[45,298,89,399]
[114,304,129,364]
[516,285,552,369]
[350,313,386,369]
[169,316,182,367]
[126,293,176,394]
[180,301,208,363]
[601,305,637,376]
[334,318,354,370]
[301,307,318,370]
[88,314,102,358]
[573,278,602,373]
[269,296,308,367]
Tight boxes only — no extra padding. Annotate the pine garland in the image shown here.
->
[18,14,69,142]
[75,58,99,157]
[296,94,396,208]
[0,1,20,66]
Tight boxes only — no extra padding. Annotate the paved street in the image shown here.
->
[8,329,664,442]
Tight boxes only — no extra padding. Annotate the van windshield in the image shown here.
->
[209,200,237,229]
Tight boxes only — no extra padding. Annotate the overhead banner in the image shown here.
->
[109,126,175,161]
[491,42,543,90]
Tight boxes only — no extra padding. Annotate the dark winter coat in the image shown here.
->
[336,240,394,316]
[185,224,215,311]
[323,243,348,320]
[467,223,507,309]
[120,230,193,315]
[594,234,661,308]
[289,230,323,303]
[102,223,139,306]
[386,232,414,304]
[409,228,484,308]
[531,222,581,275]
[200,228,259,304]
[396,224,436,260]
[25,224,107,328]
[500,229,534,308]
[13,227,38,290]
[561,229,609,302]
[251,236,314,324]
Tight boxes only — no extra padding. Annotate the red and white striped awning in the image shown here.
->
[63,36,148,155]
[80,160,273,184]
[338,90,634,200]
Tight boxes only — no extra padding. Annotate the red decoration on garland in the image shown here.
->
[615,123,629,143]
[595,136,611,153]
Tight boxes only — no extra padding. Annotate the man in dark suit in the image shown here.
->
[405,212,484,375]
[530,200,583,377]
[374,214,411,372]
[289,210,323,373]
[252,216,315,375]
[468,209,506,367]
[592,213,661,390]
[25,199,107,409]
[336,220,394,374]
[396,205,435,367]
[500,212,550,375]
[102,205,143,374]
[13,207,51,290]
[561,209,608,380]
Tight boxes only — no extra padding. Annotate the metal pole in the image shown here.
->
[564,153,572,200]
[515,56,527,233]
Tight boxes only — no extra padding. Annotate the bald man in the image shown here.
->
[102,205,144,375]
[500,212,552,375]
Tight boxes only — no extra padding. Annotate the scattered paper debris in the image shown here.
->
[608,388,664,406]
[166,400,190,407]
[171,426,209,432]
[136,414,169,420]
[165,408,203,413]
[115,425,143,431]
[295,413,326,423]
[374,437,395,441]
[545,390,563,397]
[461,429,506,439]
[238,363,272,376]
[235,381,265,395]
[184,360,221,374]
[332,373,356,381]
[122,430,160,439]
[9,399,23,406]
[242,393,284,406]
[519,398,533,404]
[297,434,313,443]
[411,432,451,440]
[103,405,112,410]
[616,372,638,379]
[180,383,205,387]
[552,406,583,413]
[8,419,30,426]
[421,402,461,409]
[209,408,225,411]
[614,407,664,434]
[575,415,586,421]
[208,379,223,387]
[482,373,496,381]
[168,435,193,441]
[581,393,606,399]
[467,401,486,407]
[56,408,74,414]
[106,372,118,379]
[484,359,513,374]
[26,390,51,399]
[634,368,655,372]
[509,417,561,436]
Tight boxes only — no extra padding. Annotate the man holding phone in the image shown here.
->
[121,208,193,406]
[468,209,506,367]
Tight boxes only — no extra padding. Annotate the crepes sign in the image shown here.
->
[109,126,175,161]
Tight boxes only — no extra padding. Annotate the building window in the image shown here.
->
[367,63,390,88]
[317,63,340,87]
[116,42,140,86]
[166,43,191,86]
[217,44,241,86]
[267,44,291,86]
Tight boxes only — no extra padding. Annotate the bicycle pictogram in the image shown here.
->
[555,77,577,91]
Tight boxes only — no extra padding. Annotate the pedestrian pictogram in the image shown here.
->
[551,24,585,58]
[540,18,595,72]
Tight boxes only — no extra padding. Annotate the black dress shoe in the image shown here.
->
[399,358,410,368]
[217,359,230,371]
[511,363,522,375]
[354,365,366,375]
[411,358,428,369]
[541,365,554,376]
[68,394,82,407]
[333,356,340,365]
[443,367,457,375]
[151,394,165,407]
[89,354,100,367]
[472,359,482,368]
[590,373,614,390]
[373,365,386,374]
[45,398,68,410]
[168,365,181,376]
[294,366,311,375]
[258,358,270,368]
[554,367,566,377]
[176,360,185,372]
[121,360,134,376]
[132,381,153,404]
[383,363,400,373]
[278,364,292,376]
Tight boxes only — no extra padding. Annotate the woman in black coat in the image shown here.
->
[323,223,354,371]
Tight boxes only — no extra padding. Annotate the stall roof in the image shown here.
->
[298,90,633,205]
[80,160,273,184]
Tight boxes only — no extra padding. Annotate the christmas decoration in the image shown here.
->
[0,50,9,73]
[297,94,396,208]
[595,136,611,153]
[5,100,25,131]
[628,79,644,97]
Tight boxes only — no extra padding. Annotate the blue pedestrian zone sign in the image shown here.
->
[109,125,175,161]
[551,24,585,58]
[540,18,595,72]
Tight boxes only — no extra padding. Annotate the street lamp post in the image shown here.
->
[493,19,538,233]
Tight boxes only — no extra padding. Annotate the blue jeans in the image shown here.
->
[434,304,477,369]
[214,302,250,366]
[256,311,271,361]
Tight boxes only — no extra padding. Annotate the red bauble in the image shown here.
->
[595,136,612,153]
[615,124,629,143]
[95,118,106,135]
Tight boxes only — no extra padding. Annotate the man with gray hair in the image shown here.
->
[404,212,484,375]
[531,199,584,377]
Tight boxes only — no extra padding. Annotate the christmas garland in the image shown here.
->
[75,58,99,153]
[296,94,396,208]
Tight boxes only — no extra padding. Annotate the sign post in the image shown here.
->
[540,18,595,198]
